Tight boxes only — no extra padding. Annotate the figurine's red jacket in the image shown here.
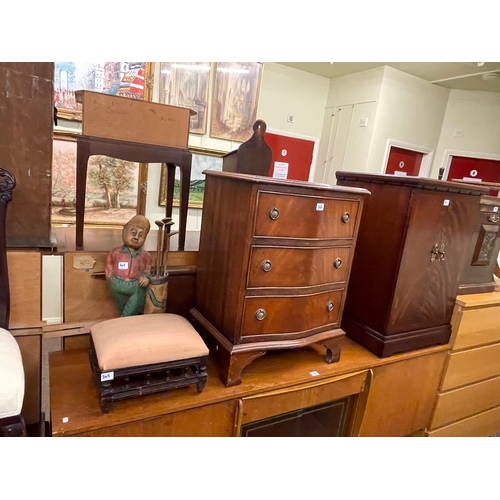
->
[105,245,152,281]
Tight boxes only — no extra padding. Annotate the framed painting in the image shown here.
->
[209,62,263,142]
[158,147,225,209]
[54,62,154,120]
[159,62,211,135]
[52,131,146,226]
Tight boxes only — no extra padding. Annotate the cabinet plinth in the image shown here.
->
[336,172,488,358]
[192,171,368,386]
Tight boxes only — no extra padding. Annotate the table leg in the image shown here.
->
[75,141,90,250]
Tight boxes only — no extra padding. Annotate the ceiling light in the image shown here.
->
[482,73,499,81]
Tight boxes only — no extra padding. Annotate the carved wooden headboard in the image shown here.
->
[0,168,16,329]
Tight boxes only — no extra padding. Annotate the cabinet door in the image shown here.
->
[386,190,479,334]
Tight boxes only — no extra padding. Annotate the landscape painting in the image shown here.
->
[51,134,139,226]
[159,151,224,209]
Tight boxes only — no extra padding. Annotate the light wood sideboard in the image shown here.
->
[49,337,448,437]
[427,292,500,436]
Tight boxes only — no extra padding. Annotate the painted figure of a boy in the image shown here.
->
[105,215,152,316]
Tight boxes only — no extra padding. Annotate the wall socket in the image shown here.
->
[287,114,294,123]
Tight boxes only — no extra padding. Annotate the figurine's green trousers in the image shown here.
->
[108,275,147,316]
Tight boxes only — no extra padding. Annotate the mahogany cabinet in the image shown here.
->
[335,172,488,358]
[191,170,369,386]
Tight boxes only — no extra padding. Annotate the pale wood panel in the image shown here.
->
[7,251,42,329]
[64,253,117,323]
[431,374,500,429]
[75,401,238,437]
[451,305,500,350]
[455,291,500,308]
[359,350,448,437]
[240,371,366,425]
[427,405,500,437]
[64,251,198,323]
[16,334,41,425]
[442,343,500,391]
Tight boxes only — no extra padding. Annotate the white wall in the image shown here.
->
[367,66,450,174]
[314,67,384,183]
[432,89,500,177]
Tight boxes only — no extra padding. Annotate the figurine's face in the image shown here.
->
[123,224,147,250]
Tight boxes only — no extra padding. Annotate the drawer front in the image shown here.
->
[248,246,352,288]
[452,304,500,350]
[431,374,500,429]
[441,342,500,391]
[427,405,500,437]
[241,289,344,337]
[240,371,366,427]
[254,192,359,239]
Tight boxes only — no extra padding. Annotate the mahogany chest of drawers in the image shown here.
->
[335,172,488,358]
[190,170,369,386]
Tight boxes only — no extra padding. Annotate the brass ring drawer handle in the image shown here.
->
[488,214,500,223]
[268,208,280,220]
[326,301,334,312]
[261,260,272,272]
[333,258,342,269]
[341,212,350,223]
[255,309,266,321]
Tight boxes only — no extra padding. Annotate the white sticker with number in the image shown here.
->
[443,199,450,206]
[316,203,324,211]
[118,262,129,270]
[310,371,320,377]
[101,371,114,382]
[494,207,499,213]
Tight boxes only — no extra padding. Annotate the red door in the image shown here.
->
[264,133,315,181]
[448,156,500,184]
[385,146,423,176]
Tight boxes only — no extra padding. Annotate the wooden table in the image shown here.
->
[49,337,448,437]
[75,135,192,251]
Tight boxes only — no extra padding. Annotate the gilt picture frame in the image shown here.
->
[54,62,154,121]
[159,62,211,135]
[209,62,263,142]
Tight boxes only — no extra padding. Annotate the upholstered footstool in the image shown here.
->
[89,314,209,413]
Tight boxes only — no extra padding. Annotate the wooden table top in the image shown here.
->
[49,337,448,436]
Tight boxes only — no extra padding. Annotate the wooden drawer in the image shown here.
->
[441,342,500,390]
[241,289,344,339]
[239,371,366,426]
[427,405,500,437]
[254,191,360,240]
[451,303,500,350]
[247,246,352,289]
[431,374,500,429]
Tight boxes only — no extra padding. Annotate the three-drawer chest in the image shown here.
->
[190,170,369,386]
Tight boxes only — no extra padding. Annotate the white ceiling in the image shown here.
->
[276,62,500,93]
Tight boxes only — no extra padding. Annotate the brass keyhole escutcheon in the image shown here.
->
[326,301,334,312]
[430,243,446,262]
[333,258,342,269]
[341,212,350,223]
[255,309,266,321]
[261,260,272,272]
[268,208,280,220]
